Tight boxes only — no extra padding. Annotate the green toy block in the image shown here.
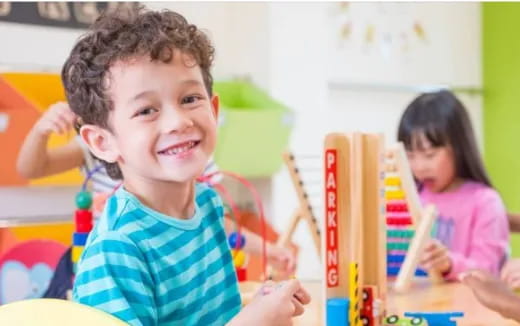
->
[213,81,293,177]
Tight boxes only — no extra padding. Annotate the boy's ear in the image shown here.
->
[79,125,119,163]
[211,95,219,119]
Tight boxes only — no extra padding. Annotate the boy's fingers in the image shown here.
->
[294,288,311,305]
[280,279,301,298]
[291,298,304,316]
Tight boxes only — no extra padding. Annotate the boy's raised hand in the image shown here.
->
[35,101,77,136]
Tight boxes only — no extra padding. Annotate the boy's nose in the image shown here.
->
[161,107,194,133]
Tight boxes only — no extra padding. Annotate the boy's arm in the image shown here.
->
[74,232,157,326]
[17,102,84,179]
[445,193,509,280]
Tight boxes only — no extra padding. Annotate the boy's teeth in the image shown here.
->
[162,141,196,155]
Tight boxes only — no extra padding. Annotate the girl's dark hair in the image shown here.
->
[397,90,492,188]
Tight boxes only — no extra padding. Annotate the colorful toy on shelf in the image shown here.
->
[404,312,464,326]
[324,132,386,326]
[72,191,93,273]
[384,315,427,325]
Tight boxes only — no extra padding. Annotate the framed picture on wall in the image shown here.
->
[0,2,139,29]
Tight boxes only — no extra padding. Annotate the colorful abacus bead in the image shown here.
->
[228,232,246,249]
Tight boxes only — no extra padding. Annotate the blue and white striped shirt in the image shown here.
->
[73,183,241,325]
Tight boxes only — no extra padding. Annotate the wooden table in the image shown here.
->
[286,281,520,326]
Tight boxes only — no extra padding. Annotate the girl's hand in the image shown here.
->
[420,239,452,274]
[34,102,76,136]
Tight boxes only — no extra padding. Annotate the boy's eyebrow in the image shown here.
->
[131,90,155,102]
[179,79,204,88]
[130,80,204,102]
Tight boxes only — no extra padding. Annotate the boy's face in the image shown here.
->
[406,133,456,193]
[86,52,218,184]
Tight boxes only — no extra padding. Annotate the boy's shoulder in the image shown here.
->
[195,182,223,207]
[91,182,224,239]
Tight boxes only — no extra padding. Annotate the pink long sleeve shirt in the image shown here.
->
[420,181,510,280]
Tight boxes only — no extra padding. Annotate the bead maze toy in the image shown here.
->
[199,170,269,282]
[385,143,443,293]
[324,132,387,326]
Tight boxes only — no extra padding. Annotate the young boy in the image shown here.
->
[63,6,310,326]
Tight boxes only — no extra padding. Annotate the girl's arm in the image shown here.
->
[445,191,509,280]
[507,213,520,233]
[16,102,85,179]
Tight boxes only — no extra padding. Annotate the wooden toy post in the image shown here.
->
[324,132,386,326]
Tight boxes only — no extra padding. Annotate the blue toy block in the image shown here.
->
[73,232,89,246]
[404,312,464,326]
[327,298,350,326]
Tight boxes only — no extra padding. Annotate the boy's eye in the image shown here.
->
[181,95,202,105]
[134,107,158,117]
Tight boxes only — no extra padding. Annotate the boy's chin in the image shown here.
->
[161,167,207,184]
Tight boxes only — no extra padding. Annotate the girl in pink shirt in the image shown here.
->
[397,90,510,280]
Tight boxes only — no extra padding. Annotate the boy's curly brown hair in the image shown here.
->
[62,6,215,180]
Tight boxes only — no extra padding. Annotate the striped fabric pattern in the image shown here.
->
[73,183,241,326]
